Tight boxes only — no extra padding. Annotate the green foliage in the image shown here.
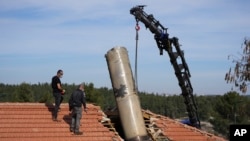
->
[139,93,187,118]
[99,87,116,110]
[209,91,250,138]
[14,83,34,102]
[84,82,96,103]
[39,90,53,104]
[196,95,214,121]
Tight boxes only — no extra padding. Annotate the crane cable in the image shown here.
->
[134,20,140,93]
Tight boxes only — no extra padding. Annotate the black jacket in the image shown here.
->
[68,89,86,111]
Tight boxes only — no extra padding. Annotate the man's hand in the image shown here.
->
[84,108,87,113]
[61,89,66,95]
[69,106,72,111]
[69,110,72,115]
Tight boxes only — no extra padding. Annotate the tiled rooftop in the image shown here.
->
[0,103,122,141]
[0,103,227,141]
[141,110,227,141]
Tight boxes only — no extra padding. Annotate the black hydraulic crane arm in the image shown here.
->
[130,5,200,128]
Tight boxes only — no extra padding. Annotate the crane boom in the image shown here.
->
[130,5,200,128]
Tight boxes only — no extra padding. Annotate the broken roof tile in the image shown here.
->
[142,109,227,141]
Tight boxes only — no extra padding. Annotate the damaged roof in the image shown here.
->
[0,103,227,141]
[141,110,227,141]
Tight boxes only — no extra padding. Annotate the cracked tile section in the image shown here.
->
[142,110,227,141]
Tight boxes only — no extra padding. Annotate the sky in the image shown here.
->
[0,0,250,95]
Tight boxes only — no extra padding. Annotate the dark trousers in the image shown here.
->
[53,92,63,119]
[70,106,82,132]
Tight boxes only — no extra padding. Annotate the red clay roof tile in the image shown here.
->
[0,103,123,141]
[142,109,227,141]
[0,103,227,141]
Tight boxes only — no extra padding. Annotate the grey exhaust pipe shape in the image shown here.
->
[105,47,151,141]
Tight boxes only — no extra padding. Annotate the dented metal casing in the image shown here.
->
[105,46,150,141]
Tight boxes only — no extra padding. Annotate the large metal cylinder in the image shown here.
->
[105,47,150,141]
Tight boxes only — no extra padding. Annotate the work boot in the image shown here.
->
[52,117,61,122]
[74,131,83,135]
[52,117,57,121]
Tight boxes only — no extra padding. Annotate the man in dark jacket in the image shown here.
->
[68,84,87,135]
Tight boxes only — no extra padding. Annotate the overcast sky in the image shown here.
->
[1,0,250,95]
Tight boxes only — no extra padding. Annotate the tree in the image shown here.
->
[196,95,213,121]
[225,38,250,93]
[14,82,34,102]
[39,90,53,104]
[210,91,249,138]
